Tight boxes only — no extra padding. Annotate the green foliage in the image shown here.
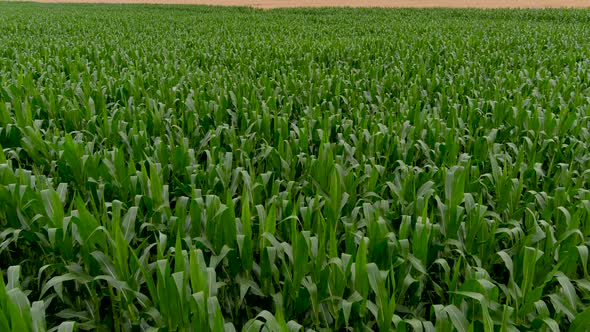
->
[1,2,590,330]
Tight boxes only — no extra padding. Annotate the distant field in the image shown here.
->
[1,2,590,331]
[30,0,590,8]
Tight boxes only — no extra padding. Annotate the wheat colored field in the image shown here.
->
[30,0,590,8]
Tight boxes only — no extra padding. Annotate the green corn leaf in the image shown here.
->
[31,300,46,332]
[570,306,590,332]
[355,237,369,298]
[240,192,253,272]
[444,305,469,332]
[175,228,185,274]
[56,321,76,332]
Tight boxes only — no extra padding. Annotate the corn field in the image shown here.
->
[1,3,590,331]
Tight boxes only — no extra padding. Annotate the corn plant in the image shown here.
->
[1,2,590,331]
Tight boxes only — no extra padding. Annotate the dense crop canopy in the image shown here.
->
[1,3,590,331]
